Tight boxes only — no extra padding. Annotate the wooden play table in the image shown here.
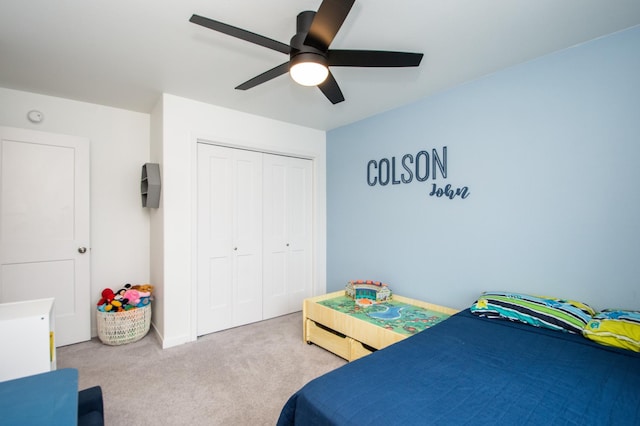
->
[303,291,458,361]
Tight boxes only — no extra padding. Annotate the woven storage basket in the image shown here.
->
[97,303,151,345]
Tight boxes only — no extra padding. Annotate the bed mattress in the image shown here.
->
[278,309,640,425]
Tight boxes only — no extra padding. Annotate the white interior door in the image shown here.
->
[197,143,263,336]
[0,126,90,347]
[263,154,313,318]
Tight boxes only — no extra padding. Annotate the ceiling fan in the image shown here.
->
[189,0,423,104]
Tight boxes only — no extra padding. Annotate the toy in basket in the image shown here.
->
[96,284,154,345]
[346,280,391,307]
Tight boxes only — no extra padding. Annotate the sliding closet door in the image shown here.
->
[263,154,313,318]
[197,144,263,335]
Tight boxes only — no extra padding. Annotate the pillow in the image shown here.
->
[470,291,595,334]
[583,310,640,352]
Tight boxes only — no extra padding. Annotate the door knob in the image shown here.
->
[78,247,87,254]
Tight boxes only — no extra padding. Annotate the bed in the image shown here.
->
[277,307,640,425]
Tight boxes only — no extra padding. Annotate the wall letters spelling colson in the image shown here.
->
[366,146,470,199]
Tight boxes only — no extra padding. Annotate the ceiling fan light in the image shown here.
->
[290,54,329,86]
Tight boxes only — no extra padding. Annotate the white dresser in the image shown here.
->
[0,298,55,382]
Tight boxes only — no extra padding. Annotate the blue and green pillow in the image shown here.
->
[470,291,595,334]
[583,310,640,352]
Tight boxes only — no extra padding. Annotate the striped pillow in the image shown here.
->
[470,291,595,334]
[583,310,640,352]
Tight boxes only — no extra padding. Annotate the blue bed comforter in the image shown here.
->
[277,309,640,425]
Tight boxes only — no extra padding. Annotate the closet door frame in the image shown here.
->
[194,140,316,337]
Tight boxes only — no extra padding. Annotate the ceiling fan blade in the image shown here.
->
[304,0,355,51]
[318,71,345,104]
[235,62,290,90]
[190,14,290,55]
[328,50,423,67]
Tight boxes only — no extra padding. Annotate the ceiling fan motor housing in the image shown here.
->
[290,11,327,65]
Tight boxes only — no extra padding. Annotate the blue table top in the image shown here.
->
[0,368,78,426]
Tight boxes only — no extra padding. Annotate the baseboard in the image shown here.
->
[149,323,192,349]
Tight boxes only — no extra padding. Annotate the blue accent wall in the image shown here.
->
[327,25,640,311]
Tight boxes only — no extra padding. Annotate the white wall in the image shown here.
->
[0,87,151,336]
[153,93,326,348]
[149,97,165,340]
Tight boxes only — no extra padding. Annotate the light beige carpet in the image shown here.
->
[57,312,346,425]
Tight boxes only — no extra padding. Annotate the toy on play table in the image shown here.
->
[345,280,392,306]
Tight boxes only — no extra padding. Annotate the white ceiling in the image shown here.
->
[1,1,639,130]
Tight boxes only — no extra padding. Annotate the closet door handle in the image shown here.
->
[233,247,238,251]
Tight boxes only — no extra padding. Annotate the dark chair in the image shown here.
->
[78,386,104,426]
